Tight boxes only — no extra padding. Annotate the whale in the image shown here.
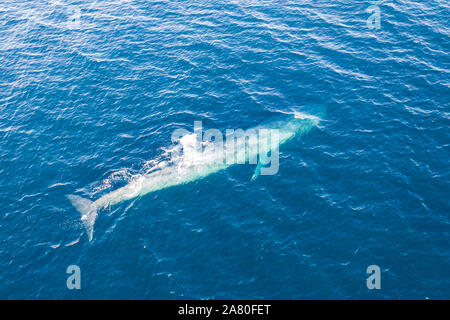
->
[68,107,325,241]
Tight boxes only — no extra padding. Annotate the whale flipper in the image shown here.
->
[67,195,98,241]
[251,162,263,181]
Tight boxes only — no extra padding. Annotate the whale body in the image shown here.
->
[68,108,324,241]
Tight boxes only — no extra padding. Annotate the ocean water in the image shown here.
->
[0,0,448,299]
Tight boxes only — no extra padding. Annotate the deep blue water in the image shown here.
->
[0,0,449,299]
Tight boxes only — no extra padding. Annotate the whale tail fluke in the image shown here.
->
[67,195,98,242]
